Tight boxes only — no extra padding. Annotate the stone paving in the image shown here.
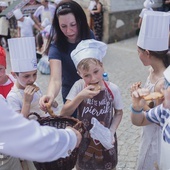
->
[6,36,149,170]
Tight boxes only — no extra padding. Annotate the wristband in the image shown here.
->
[130,104,143,114]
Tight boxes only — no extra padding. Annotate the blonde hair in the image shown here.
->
[77,58,103,72]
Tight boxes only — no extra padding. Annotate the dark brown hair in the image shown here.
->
[138,46,170,68]
[46,0,91,53]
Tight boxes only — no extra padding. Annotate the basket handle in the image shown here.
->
[73,121,85,135]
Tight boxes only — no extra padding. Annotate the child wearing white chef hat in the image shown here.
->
[130,65,170,170]
[13,8,41,37]
[6,37,54,170]
[7,37,57,116]
[131,11,170,170]
[60,39,123,170]
[138,0,154,28]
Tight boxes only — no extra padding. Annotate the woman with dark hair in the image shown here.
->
[39,0,95,117]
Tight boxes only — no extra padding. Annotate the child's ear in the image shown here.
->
[11,72,17,78]
[77,71,82,78]
[145,50,150,56]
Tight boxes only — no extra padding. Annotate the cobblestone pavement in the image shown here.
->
[6,36,149,170]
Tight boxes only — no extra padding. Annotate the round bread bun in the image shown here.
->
[143,92,164,101]
[90,84,101,91]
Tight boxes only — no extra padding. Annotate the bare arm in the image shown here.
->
[33,23,42,32]
[61,85,100,116]
[39,59,62,110]
[32,15,41,27]
[21,85,38,117]
[138,18,142,28]
[131,88,152,126]
[17,27,21,37]
[93,3,102,13]
[109,109,123,135]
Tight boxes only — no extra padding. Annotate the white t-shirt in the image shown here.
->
[18,17,35,37]
[33,4,56,22]
[66,79,123,110]
[139,8,153,18]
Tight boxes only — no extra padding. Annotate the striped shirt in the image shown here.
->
[146,104,170,143]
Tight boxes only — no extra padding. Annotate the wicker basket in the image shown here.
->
[29,113,84,170]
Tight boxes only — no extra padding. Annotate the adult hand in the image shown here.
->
[39,95,54,112]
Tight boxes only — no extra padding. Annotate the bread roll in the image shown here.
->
[143,92,164,101]
[30,84,39,92]
[89,84,101,91]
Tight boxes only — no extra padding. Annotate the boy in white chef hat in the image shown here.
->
[7,37,37,170]
[7,37,58,115]
[7,37,56,117]
[13,8,41,37]
[7,37,50,170]
[131,11,170,170]
[60,39,123,170]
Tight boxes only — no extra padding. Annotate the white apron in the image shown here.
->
[160,117,170,170]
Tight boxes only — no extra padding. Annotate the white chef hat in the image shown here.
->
[164,65,170,83]
[0,2,8,7]
[13,9,23,20]
[8,37,37,72]
[71,39,107,68]
[137,11,170,51]
[143,0,154,8]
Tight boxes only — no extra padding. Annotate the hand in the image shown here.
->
[23,85,37,104]
[66,126,82,148]
[131,88,149,110]
[78,85,100,99]
[130,81,141,96]
[39,95,54,112]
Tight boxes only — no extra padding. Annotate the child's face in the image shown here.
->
[13,70,37,89]
[78,62,104,86]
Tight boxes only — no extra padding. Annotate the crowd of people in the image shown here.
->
[0,0,170,170]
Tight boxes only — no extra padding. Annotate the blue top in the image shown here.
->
[146,104,170,143]
[48,31,95,100]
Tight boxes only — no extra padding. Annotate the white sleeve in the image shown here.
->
[0,95,77,162]
[109,82,123,110]
[66,79,84,101]
[139,8,146,18]
[33,6,42,17]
